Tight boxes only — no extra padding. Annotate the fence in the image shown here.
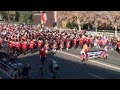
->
[0,61,15,79]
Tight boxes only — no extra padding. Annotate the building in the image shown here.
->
[32,11,57,27]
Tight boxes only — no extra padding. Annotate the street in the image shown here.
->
[14,48,120,79]
[1,11,120,79]
[62,47,120,67]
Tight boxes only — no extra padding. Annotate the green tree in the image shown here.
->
[18,11,32,23]
[6,11,16,22]
[0,11,8,21]
[15,11,20,22]
[0,11,16,22]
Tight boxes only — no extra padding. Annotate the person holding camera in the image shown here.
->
[22,63,31,79]
[49,60,59,79]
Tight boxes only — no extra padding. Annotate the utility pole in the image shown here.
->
[54,11,57,29]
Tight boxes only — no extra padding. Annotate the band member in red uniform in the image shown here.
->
[79,38,83,49]
[9,41,13,53]
[73,37,77,49]
[15,40,20,55]
[39,45,46,65]
[66,38,70,51]
[29,40,34,53]
[44,41,49,52]
[59,39,64,51]
[81,44,89,63]
[89,36,94,48]
[12,40,16,54]
[84,35,89,46]
[22,41,27,55]
[117,40,120,54]
[19,41,23,54]
[38,40,42,50]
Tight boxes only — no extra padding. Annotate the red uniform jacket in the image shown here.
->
[66,41,70,48]
[9,43,13,48]
[22,42,27,49]
[12,41,16,47]
[29,41,34,49]
[84,37,88,44]
[117,42,120,49]
[79,38,83,45]
[73,39,77,46]
[38,40,42,48]
[16,42,20,49]
[40,48,46,57]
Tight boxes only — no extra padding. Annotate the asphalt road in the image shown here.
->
[14,49,120,79]
[0,69,12,79]
[62,47,120,67]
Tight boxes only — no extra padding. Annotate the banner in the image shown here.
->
[88,50,105,58]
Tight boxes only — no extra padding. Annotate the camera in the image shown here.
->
[49,61,59,73]
[52,63,59,71]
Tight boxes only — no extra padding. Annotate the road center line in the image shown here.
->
[88,73,104,79]
[57,50,120,71]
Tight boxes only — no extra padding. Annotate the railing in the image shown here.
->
[0,61,15,79]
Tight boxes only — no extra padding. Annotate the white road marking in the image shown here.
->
[57,50,120,71]
[88,73,104,79]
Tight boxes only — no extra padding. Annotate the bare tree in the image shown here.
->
[100,11,120,37]
[87,12,101,32]
[57,11,88,29]
[57,11,120,33]
[74,11,88,30]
